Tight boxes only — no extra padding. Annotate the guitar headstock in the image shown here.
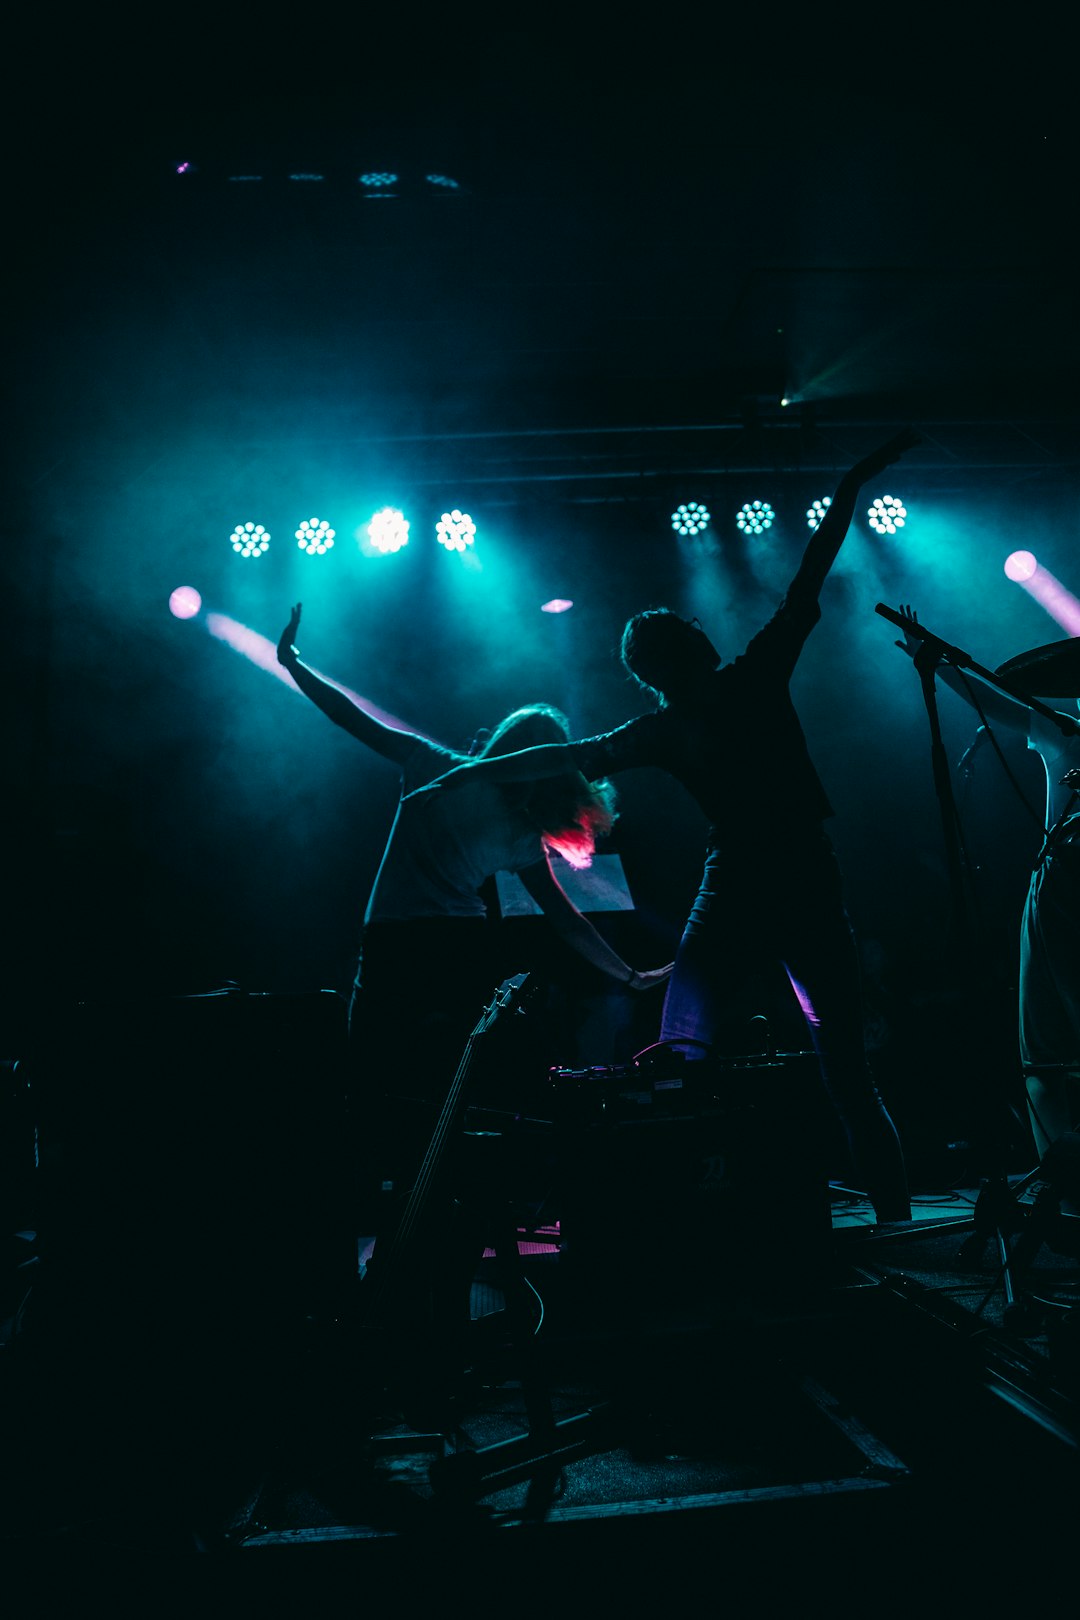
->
[479,972,536,1033]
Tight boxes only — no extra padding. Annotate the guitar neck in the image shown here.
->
[367,974,533,1303]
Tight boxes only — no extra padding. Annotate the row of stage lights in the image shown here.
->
[672,494,907,538]
[231,508,477,559]
[174,162,464,196]
[227,494,910,561]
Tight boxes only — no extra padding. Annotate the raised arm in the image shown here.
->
[276,603,420,765]
[791,427,921,602]
[518,855,673,992]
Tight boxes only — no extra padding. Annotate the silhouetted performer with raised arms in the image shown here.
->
[407,430,919,1224]
[896,605,1080,1161]
[276,605,672,1223]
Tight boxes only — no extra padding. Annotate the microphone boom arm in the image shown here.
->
[874,603,1079,736]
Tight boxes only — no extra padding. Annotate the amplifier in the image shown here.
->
[548,1049,835,1306]
[16,987,356,1498]
[25,986,355,1326]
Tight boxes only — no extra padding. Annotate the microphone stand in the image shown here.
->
[874,603,1003,991]
[873,606,1069,1320]
[874,606,1074,976]
[875,604,1080,737]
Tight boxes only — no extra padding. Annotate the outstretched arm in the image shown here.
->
[276,603,420,765]
[791,427,921,601]
[518,856,673,992]
[402,739,576,801]
[892,604,1033,732]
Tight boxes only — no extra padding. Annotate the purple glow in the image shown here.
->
[169,586,202,619]
[1004,550,1037,583]
[204,612,432,732]
[1005,558,1080,636]
[785,968,821,1030]
[541,599,573,614]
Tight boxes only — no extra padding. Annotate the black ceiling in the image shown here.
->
[6,38,1080,507]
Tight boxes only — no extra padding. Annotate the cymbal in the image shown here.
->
[995,637,1080,698]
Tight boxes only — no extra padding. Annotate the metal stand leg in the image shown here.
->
[961,1161,1070,1333]
[429,1208,612,1500]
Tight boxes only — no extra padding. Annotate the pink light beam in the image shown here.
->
[1004,553,1080,636]
[203,612,428,733]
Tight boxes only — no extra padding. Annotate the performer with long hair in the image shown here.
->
[405,431,920,1225]
[276,605,671,1222]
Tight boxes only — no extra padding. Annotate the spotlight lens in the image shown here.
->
[1005,550,1038,582]
[296,518,336,556]
[868,495,907,536]
[671,502,711,536]
[169,586,202,619]
[366,508,410,554]
[806,497,832,531]
[436,509,476,551]
[231,521,271,558]
[737,500,775,534]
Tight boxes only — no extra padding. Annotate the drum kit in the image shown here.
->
[994,635,1080,700]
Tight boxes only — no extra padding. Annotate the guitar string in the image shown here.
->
[375,986,514,1292]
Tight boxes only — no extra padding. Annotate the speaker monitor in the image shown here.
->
[26,987,355,1330]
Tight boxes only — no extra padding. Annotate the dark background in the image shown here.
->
[4,25,1078,1162]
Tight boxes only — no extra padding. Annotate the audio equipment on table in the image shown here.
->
[546,1046,817,1125]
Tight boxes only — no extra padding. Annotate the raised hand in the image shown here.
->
[894,602,921,657]
[277,603,302,666]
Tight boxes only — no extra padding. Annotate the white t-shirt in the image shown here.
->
[1028,707,1080,830]
[364,737,547,924]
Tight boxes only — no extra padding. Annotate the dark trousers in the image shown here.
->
[659,829,910,1222]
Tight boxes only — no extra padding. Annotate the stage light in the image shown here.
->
[169,586,201,619]
[174,160,197,176]
[358,173,399,196]
[230,522,270,559]
[425,174,461,190]
[1005,551,1037,583]
[806,497,832,531]
[366,507,409,554]
[541,599,573,614]
[436,510,476,551]
[867,495,907,535]
[737,500,775,535]
[671,501,711,537]
[295,518,336,556]
[288,172,325,183]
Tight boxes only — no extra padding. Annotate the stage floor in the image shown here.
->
[4,1178,1080,1603]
